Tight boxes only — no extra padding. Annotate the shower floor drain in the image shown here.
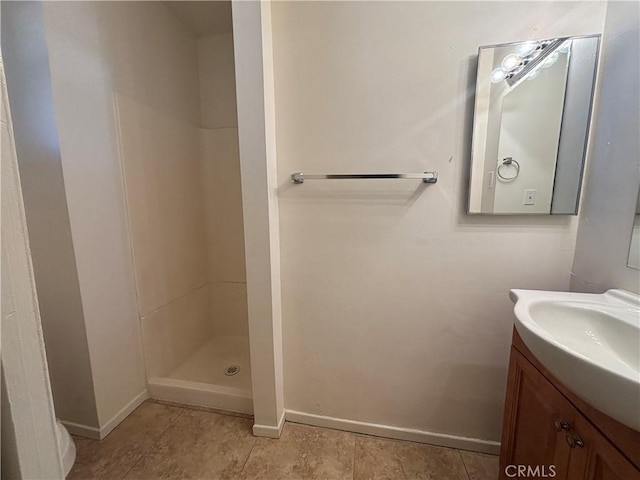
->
[224,365,240,376]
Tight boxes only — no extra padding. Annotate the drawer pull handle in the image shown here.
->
[566,435,585,448]
[554,419,570,432]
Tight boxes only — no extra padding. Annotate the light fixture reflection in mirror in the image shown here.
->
[489,39,564,87]
[627,187,640,270]
[468,34,600,215]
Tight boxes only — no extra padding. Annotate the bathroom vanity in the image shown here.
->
[499,329,640,479]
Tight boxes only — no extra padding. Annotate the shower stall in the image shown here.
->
[114,1,252,413]
[3,0,288,439]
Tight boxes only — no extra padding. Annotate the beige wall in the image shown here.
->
[42,1,201,429]
[271,0,605,445]
[1,1,99,429]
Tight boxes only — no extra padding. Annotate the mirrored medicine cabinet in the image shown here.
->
[468,35,600,215]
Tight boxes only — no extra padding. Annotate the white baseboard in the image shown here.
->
[59,420,101,440]
[285,410,500,455]
[253,409,285,438]
[98,390,149,439]
[60,390,148,440]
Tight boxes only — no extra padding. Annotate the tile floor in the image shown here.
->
[69,401,499,480]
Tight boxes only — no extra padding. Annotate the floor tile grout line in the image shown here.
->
[120,405,189,479]
[119,435,161,479]
[351,434,357,480]
[208,405,260,477]
[458,450,472,480]
[239,440,258,475]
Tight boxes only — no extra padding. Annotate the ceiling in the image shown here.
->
[163,1,232,37]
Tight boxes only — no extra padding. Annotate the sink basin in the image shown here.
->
[510,289,640,432]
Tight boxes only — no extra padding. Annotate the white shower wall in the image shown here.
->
[200,128,249,338]
[116,94,208,317]
[116,92,249,381]
[198,34,239,129]
[198,33,249,340]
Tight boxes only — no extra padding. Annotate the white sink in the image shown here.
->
[510,289,640,432]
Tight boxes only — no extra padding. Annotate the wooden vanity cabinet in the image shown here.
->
[500,347,574,479]
[499,330,640,480]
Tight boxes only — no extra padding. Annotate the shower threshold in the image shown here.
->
[147,377,253,415]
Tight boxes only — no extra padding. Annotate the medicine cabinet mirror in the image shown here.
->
[468,35,600,215]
